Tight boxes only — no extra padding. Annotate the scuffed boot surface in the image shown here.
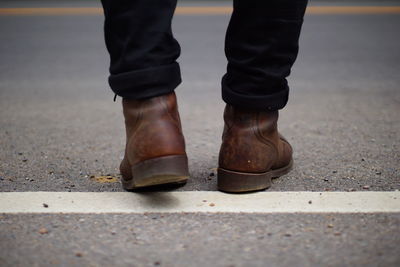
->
[120,92,189,190]
[218,105,293,192]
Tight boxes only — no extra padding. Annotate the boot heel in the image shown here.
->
[123,155,189,189]
[217,168,272,193]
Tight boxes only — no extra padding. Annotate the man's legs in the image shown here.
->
[218,0,308,192]
[101,0,189,189]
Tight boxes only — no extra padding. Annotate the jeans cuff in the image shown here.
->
[108,62,181,100]
[221,74,289,111]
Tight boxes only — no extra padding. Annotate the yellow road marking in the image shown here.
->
[0,6,400,16]
[307,6,400,14]
[176,6,230,15]
[0,7,101,15]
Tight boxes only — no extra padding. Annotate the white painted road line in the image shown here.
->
[0,191,399,214]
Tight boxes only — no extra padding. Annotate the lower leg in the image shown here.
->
[222,0,308,110]
[218,0,308,192]
[101,0,189,189]
[101,0,182,99]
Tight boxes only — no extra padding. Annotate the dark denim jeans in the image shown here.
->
[101,0,308,110]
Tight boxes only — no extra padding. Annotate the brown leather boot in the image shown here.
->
[218,105,293,192]
[119,92,189,189]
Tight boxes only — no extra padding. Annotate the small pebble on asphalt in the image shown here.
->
[38,228,49,234]
[90,175,118,183]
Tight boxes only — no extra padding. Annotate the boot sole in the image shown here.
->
[122,155,189,190]
[217,160,293,193]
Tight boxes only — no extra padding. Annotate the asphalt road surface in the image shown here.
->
[0,0,399,266]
